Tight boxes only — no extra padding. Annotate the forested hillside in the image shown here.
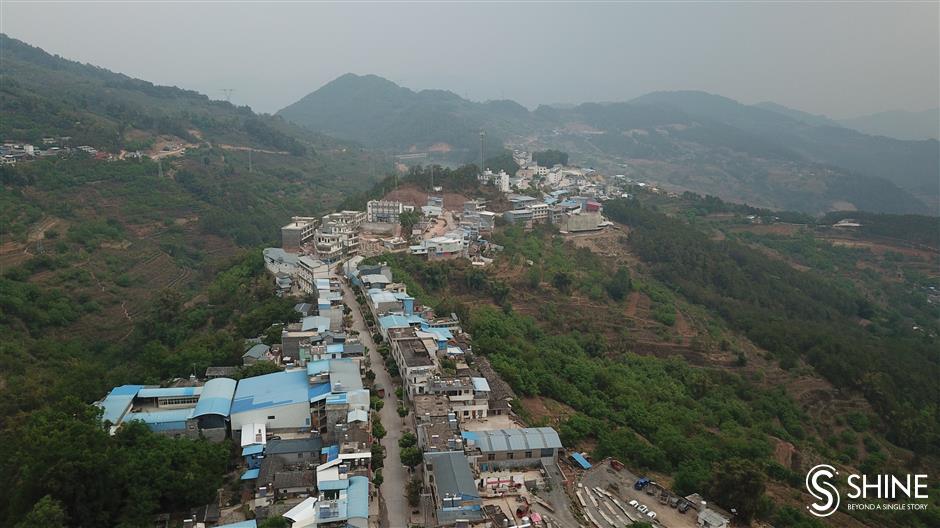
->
[0,36,388,524]
[366,190,938,528]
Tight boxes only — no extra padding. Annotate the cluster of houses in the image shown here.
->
[96,273,374,526]
[346,259,569,527]
[1,137,114,164]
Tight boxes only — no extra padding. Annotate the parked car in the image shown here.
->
[678,500,691,514]
[669,496,680,508]
[634,477,650,490]
[637,505,649,514]
[647,511,657,519]
[629,500,639,508]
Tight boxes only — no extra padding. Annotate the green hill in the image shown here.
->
[280,76,936,214]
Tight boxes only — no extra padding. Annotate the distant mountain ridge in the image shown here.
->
[279,76,937,214]
[838,108,939,141]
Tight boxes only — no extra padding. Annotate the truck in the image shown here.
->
[633,477,650,490]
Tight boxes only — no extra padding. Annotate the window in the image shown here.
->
[487,454,495,461]
[525,451,532,459]
[298,453,303,459]
[267,415,276,420]
[507,453,514,459]
[540,448,554,457]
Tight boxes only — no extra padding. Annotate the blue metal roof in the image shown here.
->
[306,359,331,376]
[231,370,309,414]
[241,444,264,456]
[98,385,143,425]
[240,468,260,480]
[378,314,426,330]
[346,476,369,519]
[326,343,344,354]
[571,452,592,469]
[192,378,237,418]
[136,386,201,399]
[216,521,257,528]
[318,479,349,491]
[322,445,340,462]
[471,377,490,392]
[420,325,453,341]
[243,344,270,359]
[308,382,331,403]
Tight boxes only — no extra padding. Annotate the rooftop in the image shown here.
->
[462,427,562,453]
[231,370,310,414]
[425,451,480,501]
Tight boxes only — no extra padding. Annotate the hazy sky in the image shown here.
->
[2,2,938,118]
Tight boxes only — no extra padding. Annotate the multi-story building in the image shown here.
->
[366,200,410,224]
[281,216,319,250]
[427,376,491,421]
[315,211,366,262]
[388,327,439,399]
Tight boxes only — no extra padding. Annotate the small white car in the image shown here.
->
[629,500,639,508]
[637,505,649,514]
[647,511,657,519]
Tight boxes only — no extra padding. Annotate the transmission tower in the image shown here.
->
[479,129,486,173]
[221,88,235,102]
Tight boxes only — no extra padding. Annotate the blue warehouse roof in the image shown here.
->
[216,521,257,528]
[571,452,592,469]
[231,370,310,414]
[137,386,201,399]
[241,444,264,457]
[346,476,369,520]
[97,385,144,425]
[193,378,237,418]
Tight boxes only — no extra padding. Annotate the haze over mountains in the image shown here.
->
[278,74,939,215]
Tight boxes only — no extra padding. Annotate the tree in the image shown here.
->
[400,446,423,468]
[605,266,632,301]
[238,361,281,379]
[372,418,387,440]
[399,210,422,237]
[552,271,572,293]
[532,149,568,167]
[484,151,519,175]
[707,458,765,522]
[16,496,67,528]
[373,469,384,488]
[399,432,417,449]
[258,517,291,528]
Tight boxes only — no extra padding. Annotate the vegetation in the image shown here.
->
[531,149,569,167]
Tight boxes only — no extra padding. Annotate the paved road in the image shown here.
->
[340,279,409,528]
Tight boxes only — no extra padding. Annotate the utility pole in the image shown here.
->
[158,158,164,178]
[248,148,253,172]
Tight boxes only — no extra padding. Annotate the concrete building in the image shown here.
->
[315,211,365,262]
[230,370,314,433]
[503,209,533,226]
[409,235,465,260]
[281,216,319,250]
[96,378,236,441]
[423,451,484,526]
[388,326,439,399]
[462,427,562,470]
[297,256,331,295]
[427,376,491,421]
[366,200,410,224]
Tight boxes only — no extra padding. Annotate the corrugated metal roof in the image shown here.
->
[136,386,202,399]
[463,427,562,453]
[231,370,309,414]
[241,444,264,456]
[346,476,369,520]
[240,468,260,480]
[243,344,270,359]
[192,378,237,418]
[301,315,330,332]
[571,452,592,469]
[425,451,479,500]
[215,521,257,528]
[97,384,143,425]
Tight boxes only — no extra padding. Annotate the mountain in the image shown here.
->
[0,31,384,437]
[280,77,937,214]
[277,73,542,160]
[753,101,842,127]
[838,108,940,141]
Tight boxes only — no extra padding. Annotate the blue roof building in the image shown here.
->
[230,370,313,433]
